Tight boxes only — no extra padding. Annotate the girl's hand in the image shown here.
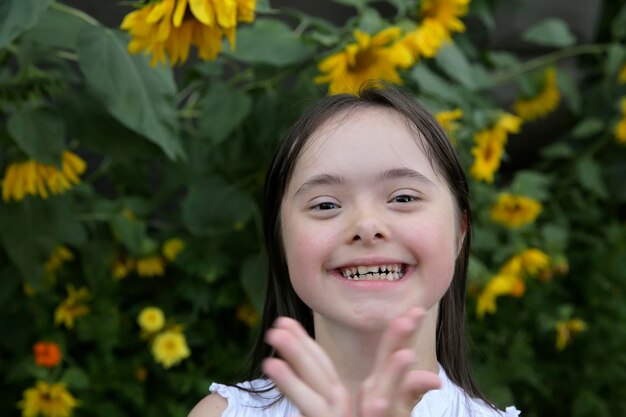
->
[262,308,441,417]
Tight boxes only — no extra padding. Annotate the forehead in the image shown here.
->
[291,106,439,182]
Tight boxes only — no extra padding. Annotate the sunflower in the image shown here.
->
[18,381,78,417]
[421,0,470,33]
[513,68,561,121]
[618,63,626,84]
[44,246,74,277]
[315,28,413,95]
[162,238,185,261]
[490,193,542,229]
[121,0,256,66]
[138,306,165,333]
[616,97,626,144]
[476,273,525,318]
[136,255,166,277]
[1,151,86,203]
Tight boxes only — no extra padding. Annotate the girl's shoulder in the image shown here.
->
[192,379,298,417]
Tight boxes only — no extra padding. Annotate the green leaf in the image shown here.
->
[541,142,573,159]
[109,214,146,255]
[435,43,476,89]
[487,51,520,70]
[358,8,384,34]
[0,0,53,49]
[576,158,608,199]
[522,18,576,48]
[541,224,569,250]
[509,170,551,201]
[21,4,88,50]
[556,69,581,114]
[612,3,626,40]
[7,107,64,165]
[240,253,268,313]
[76,26,184,160]
[331,0,369,11]
[61,367,90,389]
[571,118,604,139]
[410,64,465,106]
[199,83,252,145]
[182,176,255,236]
[227,19,314,66]
[605,43,626,79]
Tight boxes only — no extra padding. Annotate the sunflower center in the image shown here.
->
[350,48,378,72]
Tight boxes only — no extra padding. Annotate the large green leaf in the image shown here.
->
[556,70,581,114]
[199,83,252,145]
[435,43,476,89]
[7,107,64,165]
[182,176,255,236]
[410,64,466,106]
[76,25,184,160]
[0,0,53,49]
[21,4,89,50]
[509,170,551,201]
[227,18,314,66]
[576,158,608,199]
[522,18,576,48]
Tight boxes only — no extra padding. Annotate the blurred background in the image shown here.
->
[1,1,625,416]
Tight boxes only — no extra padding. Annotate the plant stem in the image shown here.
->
[50,2,100,26]
[489,44,612,86]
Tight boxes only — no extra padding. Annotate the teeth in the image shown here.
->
[339,264,405,281]
[358,266,368,274]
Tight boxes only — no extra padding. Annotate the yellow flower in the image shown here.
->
[18,381,79,417]
[514,68,560,121]
[112,256,135,280]
[136,256,165,277]
[618,63,626,84]
[315,28,413,95]
[490,193,542,229]
[121,0,256,66]
[162,238,185,261]
[476,273,525,318]
[138,307,165,333]
[421,0,470,33]
[469,112,522,183]
[501,248,551,278]
[469,129,505,183]
[151,329,191,368]
[435,109,463,143]
[44,246,74,276]
[555,318,586,350]
[1,151,86,203]
[400,19,450,60]
[236,303,259,327]
[54,285,90,329]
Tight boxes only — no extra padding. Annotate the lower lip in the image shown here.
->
[330,267,413,289]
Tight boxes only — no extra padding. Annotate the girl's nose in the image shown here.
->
[351,216,388,244]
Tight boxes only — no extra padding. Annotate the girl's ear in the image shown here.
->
[456,211,468,257]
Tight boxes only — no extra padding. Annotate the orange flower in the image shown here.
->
[33,341,62,368]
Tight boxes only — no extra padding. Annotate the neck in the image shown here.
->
[312,305,440,399]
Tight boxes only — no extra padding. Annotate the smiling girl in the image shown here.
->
[189,84,520,417]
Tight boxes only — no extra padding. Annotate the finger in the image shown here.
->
[399,370,441,407]
[371,308,424,376]
[263,358,335,417]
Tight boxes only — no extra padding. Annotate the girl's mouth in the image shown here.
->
[337,264,406,281]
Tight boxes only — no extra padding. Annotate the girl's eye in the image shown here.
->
[390,194,421,204]
[313,202,339,210]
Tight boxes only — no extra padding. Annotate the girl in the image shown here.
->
[190,84,521,417]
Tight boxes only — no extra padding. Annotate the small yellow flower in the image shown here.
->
[112,256,135,280]
[469,129,506,183]
[162,238,185,262]
[555,318,586,350]
[18,381,79,417]
[315,28,413,95]
[435,109,463,143]
[514,68,560,121]
[615,97,626,144]
[236,304,260,327]
[121,0,256,66]
[476,273,525,318]
[1,151,86,203]
[44,246,74,277]
[54,285,90,329]
[495,113,523,134]
[490,193,542,229]
[400,19,450,60]
[136,256,165,277]
[138,307,165,333]
[151,329,191,368]
[501,248,551,278]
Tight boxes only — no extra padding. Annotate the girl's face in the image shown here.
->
[280,107,464,331]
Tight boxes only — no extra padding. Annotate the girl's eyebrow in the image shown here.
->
[294,168,436,197]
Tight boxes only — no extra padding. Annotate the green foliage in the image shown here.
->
[1,1,625,416]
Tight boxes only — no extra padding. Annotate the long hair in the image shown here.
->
[245,83,488,403]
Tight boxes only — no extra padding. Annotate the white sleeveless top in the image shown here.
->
[209,365,521,417]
